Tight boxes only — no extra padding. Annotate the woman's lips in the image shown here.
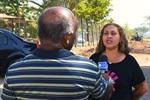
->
[106,40,112,44]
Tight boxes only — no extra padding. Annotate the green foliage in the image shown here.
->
[29,0,112,22]
[74,0,112,21]
[123,24,135,40]
[0,0,38,38]
[29,0,83,14]
[147,36,150,39]
[0,0,112,40]
[0,20,7,29]
[27,22,38,38]
[134,26,150,35]
[145,15,150,27]
[0,0,19,16]
[0,0,29,16]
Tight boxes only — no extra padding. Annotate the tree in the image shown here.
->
[0,0,112,41]
[123,24,135,40]
[29,0,112,46]
[0,0,29,17]
[0,0,38,38]
[29,0,82,13]
[29,0,112,21]
[145,15,150,28]
[134,26,150,36]
[74,0,112,21]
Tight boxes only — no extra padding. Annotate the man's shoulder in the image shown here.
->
[71,55,96,63]
[7,54,36,69]
[90,52,101,59]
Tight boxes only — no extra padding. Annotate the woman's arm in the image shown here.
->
[132,80,148,100]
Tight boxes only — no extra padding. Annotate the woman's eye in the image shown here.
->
[104,32,108,36]
[111,32,116,35]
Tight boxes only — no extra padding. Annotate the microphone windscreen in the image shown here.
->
[99,54,108,62]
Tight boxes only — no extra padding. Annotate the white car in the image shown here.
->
[77,38,85,43]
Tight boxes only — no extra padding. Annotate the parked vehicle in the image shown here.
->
[0,29,37,74]
[131,32,143,42]
[131,36,143,42]
[77,37,85,43]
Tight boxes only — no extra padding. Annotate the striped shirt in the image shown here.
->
[1,48,108,100]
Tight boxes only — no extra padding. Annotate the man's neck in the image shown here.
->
[39,42,64,50]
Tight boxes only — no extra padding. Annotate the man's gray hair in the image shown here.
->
[37,8,75,44]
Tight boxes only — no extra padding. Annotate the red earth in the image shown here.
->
[71,40,150,66]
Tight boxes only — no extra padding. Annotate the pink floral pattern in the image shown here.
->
[106,70,118,91]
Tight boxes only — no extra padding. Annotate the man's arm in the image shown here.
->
[89,72,113,100]
[132,80,148,100]
[101,73,113,100]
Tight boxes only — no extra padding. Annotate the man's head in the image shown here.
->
[37,6,78,50]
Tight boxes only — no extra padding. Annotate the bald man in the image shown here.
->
[1,6,113,100]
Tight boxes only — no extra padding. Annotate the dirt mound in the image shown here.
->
[71,46,95,58]
[129,40,150,54]
[71,40,150,66]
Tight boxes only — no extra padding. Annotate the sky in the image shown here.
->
[110,0,150,29]
[32,0,150,29]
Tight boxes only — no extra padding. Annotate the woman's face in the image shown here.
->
[102,25,121,50]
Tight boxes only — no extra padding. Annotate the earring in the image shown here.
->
[67,40,69,44]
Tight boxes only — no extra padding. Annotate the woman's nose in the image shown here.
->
[108,34,112,37]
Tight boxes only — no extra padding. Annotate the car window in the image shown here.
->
[0,32,8,44]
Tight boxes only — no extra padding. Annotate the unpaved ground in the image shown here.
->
[71,40,150,66]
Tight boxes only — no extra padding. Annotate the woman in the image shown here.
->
[90,23,148,100]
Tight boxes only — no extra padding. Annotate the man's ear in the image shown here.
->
[61,32,72,47]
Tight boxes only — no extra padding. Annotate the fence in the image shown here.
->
[1,16,103,47]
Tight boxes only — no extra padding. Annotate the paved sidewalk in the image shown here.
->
[140,66,150,100]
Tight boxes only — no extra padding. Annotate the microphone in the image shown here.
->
[98,55,108,73]
[98,55,118,91]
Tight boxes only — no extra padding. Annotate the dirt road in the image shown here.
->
[140,66,150,100]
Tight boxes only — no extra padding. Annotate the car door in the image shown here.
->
[0,31,13,67]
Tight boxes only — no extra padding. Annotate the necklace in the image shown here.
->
[108,55,121,64]
[103,52,124,64]
[108,61,112,64]
[108,54,125,64]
